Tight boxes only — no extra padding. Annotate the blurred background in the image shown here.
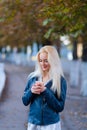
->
[0,1,87,130]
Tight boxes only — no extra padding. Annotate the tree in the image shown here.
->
[0,0,47,47]
[0,0,87,61]
[38,0,87,61]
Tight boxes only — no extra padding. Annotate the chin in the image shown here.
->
[42,69,48,72]
[42,69,46,71]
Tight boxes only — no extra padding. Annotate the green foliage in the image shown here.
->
[44,28,54,39]
[0,0,87,47]
[41,0,87,37]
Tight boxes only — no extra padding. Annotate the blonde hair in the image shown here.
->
[34,45,64,97]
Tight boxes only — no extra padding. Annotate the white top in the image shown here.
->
[27,121,61,130]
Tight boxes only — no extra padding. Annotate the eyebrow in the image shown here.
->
[39,59,48,61]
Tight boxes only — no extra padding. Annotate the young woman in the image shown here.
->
[22,45,67,130]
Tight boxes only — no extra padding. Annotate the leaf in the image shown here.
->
[0,17,5,22]
[44,28,53,39]
[42,18,53,26]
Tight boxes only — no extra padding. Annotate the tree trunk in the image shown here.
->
[82,43,87,61]
[72,40,78,60]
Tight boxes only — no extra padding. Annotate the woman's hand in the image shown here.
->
[31,81,46,94]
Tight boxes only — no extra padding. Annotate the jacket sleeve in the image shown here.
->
[22,74,35,106]
[42,77,67,112]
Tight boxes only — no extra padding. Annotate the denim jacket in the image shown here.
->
[22,72,67,125]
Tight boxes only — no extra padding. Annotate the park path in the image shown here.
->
[0,63,34,130]
[0,63,87,130]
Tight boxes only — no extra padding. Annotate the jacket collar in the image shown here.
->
[44,79,52,89]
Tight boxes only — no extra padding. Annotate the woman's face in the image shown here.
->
[39,52,50,72]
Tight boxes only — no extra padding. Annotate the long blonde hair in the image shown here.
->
[34,45,64,97]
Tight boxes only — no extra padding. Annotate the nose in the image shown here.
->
[41,61,45,65]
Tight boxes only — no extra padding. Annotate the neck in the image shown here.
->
[42,71,49,77]
[42,71,50,83]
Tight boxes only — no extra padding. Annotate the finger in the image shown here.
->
[32,89,41,94]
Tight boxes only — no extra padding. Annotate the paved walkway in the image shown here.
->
[61,75,87,130]
[0,63,87,130]
[0,63,34,130]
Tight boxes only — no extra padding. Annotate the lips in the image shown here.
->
[42,66,47,70]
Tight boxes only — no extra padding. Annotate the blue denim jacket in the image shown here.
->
[22,73,67,125]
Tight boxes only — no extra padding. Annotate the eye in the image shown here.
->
[44,59,48,63]
[39,59,42,62]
